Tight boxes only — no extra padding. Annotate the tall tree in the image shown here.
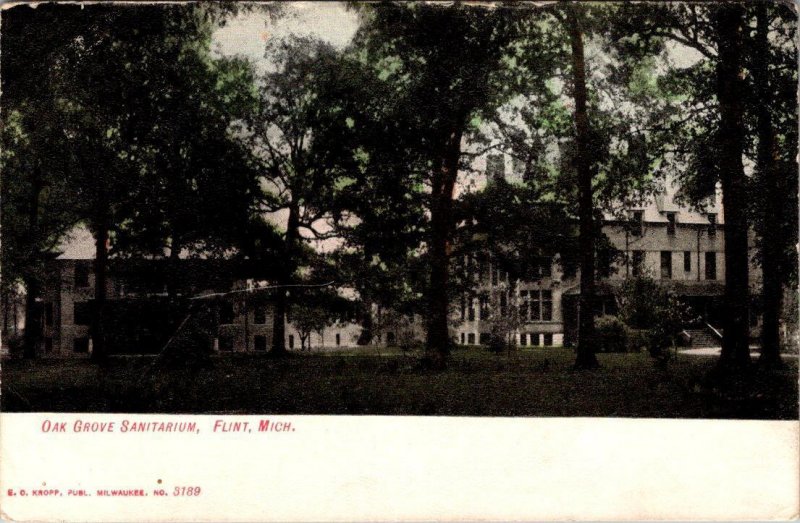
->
[242,37,359,354]
[351,3,533,367]
[746,2,798,368]
[485,3,663,367]
[565,4,600,369]
[712,4,751,368]
[1,5,89,358]
[612,2,778,370]
[3,4,267,360]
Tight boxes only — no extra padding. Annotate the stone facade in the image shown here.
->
[452,154,762,348]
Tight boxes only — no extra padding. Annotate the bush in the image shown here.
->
[487,332,506,354]
[626,329,649,353]
[596,315,628,353]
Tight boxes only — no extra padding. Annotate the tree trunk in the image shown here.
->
[167,230,181,302]
[356,297,374,345]
[91,218,109,362]
[568,5,599,370]
[22,275,41,359]
[270,202,300,355]
[22,175,43,359]
[425,122,463,368]
[3,289,9,337]
[715,4,751,370]
[752,4,785,369]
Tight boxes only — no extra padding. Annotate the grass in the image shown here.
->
[2,346,797,418]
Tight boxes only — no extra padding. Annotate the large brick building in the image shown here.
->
[17,150,764,357]
[452,153,761,348]
[28,227,377,357]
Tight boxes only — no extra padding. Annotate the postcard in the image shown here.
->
[1,1,798,521]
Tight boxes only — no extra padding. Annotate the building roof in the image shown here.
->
[55,225,96,260]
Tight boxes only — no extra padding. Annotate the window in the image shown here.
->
[45,303,53,326]
[660,251,672,280]
[288,335,294,349]
[707,213,717,237]
[519,333,527,346]
[531,291,541,320]
[73,337,89,353]
[336,333,341,346]
[479,294,490,320]
[219,302,235,324]
[705,252,717,280]
[74,263,90,288]
[218,336,234,352]
[541,290,553,321]
[468,298,475,321]
[478,256,488,281]
[73,301,92,326]
[530,333,540,346]
[526,290,553,321]
[254,335,267,351]
[460,333,465,345]
[520,291,529,321]
[467,333,475,345]
[631,210,644,237]
[499,292,508,316]
[460,296,466,321]
[684,251,692,273]
[486,154,505,181]
[666,213,676,235]
[253,307,266,325]
[632,250,645,277]
[543,333,553,346]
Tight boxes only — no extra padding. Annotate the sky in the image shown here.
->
[211,2,360,72]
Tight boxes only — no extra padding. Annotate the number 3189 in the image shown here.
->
[173,486,201,496]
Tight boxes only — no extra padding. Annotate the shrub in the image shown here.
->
[487,331,506,354]
[617,276,695,362]
[626,328,649,353]
[596,315,628,353]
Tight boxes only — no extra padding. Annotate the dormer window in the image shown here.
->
[630,210,644,237]
[666,213,676,236]
[707,213,717,237]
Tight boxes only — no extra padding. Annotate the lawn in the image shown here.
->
[2,347,797,418]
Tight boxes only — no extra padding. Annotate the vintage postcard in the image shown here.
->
[1,1,798,521]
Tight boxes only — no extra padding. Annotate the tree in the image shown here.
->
[2,3,270,360]
[712,4,751,368]
[611,2,789,370]
[350,3,540,367]
[565,4,600,369]
[241,36,360,354]
[1,5,90,358]
[58,5,260,361]
[290,288,352,352]
[477,3,665,368]
[746,2,798,368]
